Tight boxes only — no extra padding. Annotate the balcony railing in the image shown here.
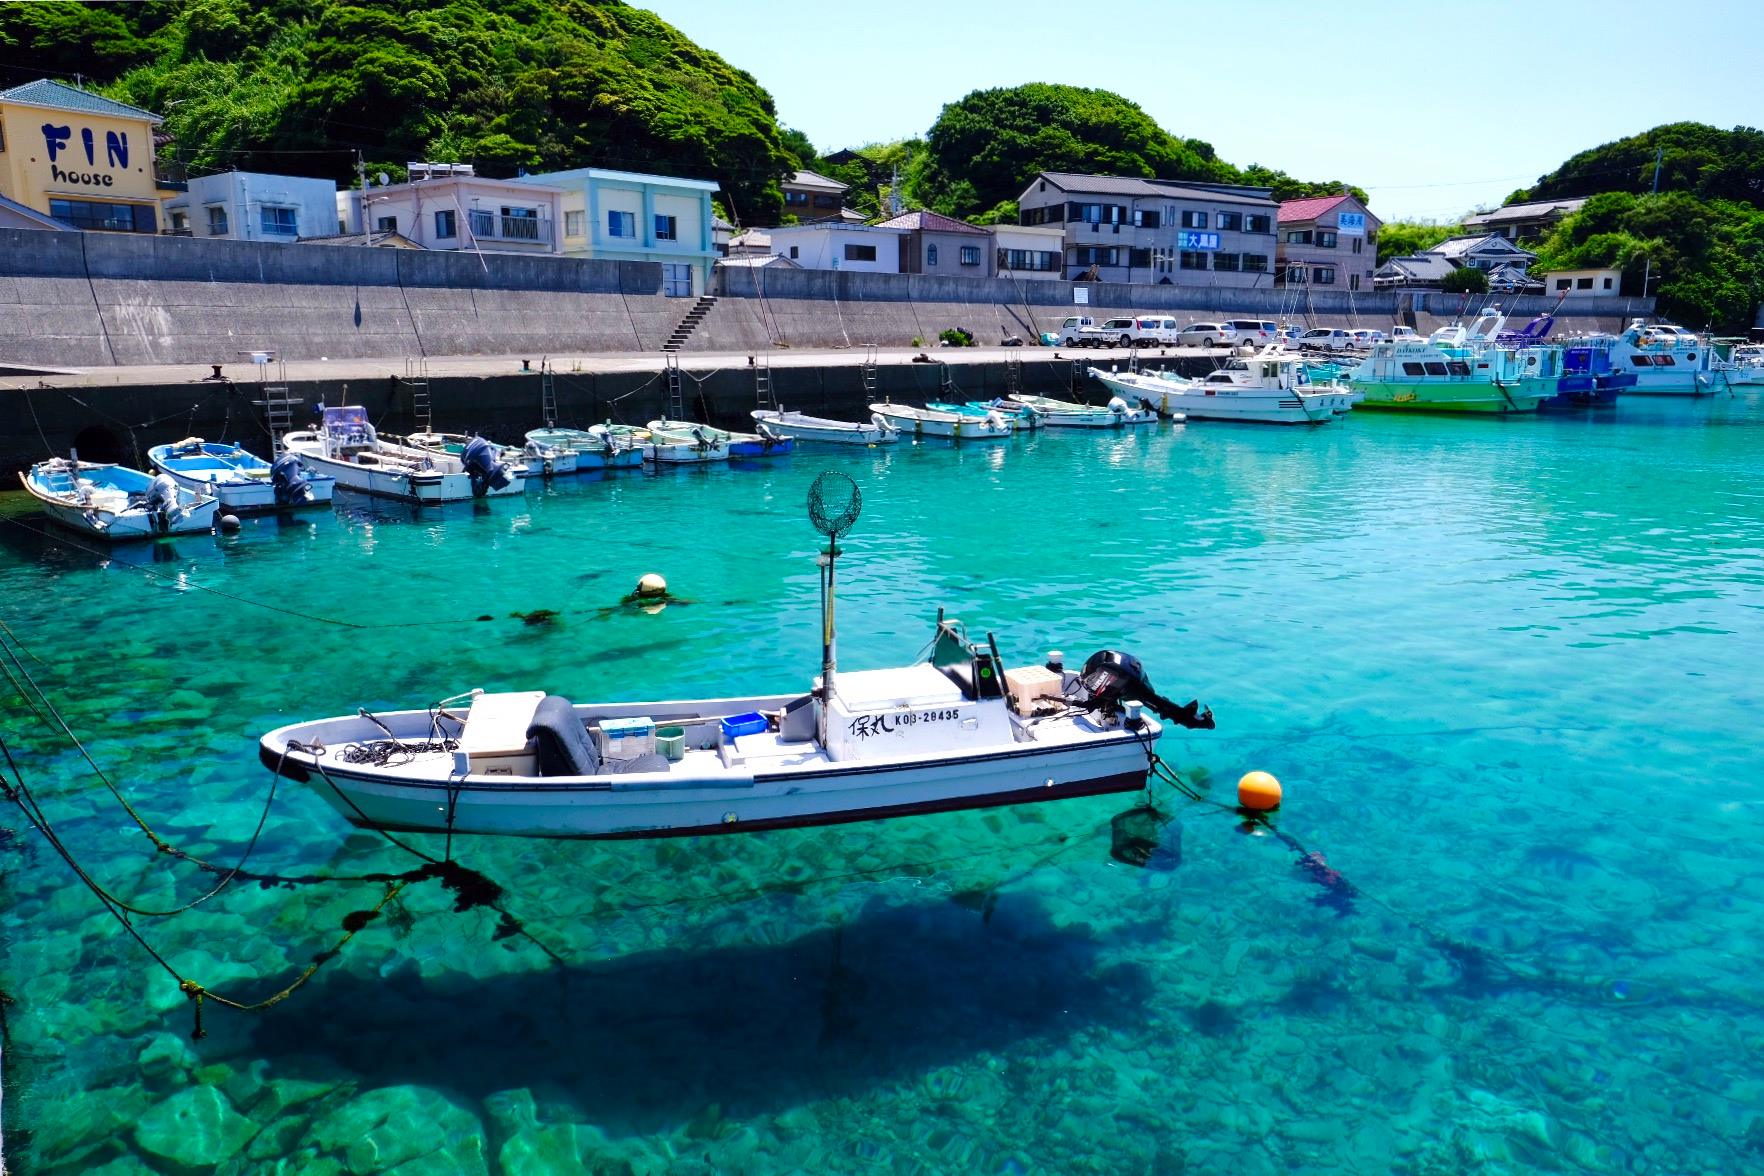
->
[466,214,553,246]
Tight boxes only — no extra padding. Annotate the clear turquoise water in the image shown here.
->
[3,397,1762,1174]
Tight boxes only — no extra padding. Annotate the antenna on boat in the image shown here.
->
[808,470,862,741]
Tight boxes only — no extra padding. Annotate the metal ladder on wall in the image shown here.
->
[664,353,686,421]
[938,363,958,401]
[1070,358,1087,398]
[540,360,558,428]
[1005,351,1023,396]
[403,357,432,435]
[753,354,776,412]
[861,345,879,404]
[251,357,299,456]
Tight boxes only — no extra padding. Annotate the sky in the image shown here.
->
[640,0,1764,221]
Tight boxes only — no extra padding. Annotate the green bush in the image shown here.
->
[1440,267,1490,294]
[938,328,974,347]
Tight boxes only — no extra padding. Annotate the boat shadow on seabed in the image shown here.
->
[246,890,1157,1131]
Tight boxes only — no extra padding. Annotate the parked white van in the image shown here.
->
[1052,316,1097,346]
[1131,316,1183,345]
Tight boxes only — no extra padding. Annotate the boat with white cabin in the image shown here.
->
[750,408,900,446]
[283,406,527,502]
[1090,352,1351,424]
[20,455,219,539]
[1606,320,1717,394]
[257,472,1215,839]
[147,438,335,511]
[1344,308,1550,413]
[1714,342,1764,387]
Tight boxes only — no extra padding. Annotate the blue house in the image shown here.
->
[515,167,719,297]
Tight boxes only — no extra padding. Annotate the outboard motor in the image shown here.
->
[1075,650,1214,730]
[145,472,183,517]
[1107,395,1130,415]
[270,453,312,505]
[461,435,513,496]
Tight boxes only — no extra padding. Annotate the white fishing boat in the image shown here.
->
[283,406,527,503]
[1607,320,1717,395]
[640,420,733,464]
[751,408,899,446]
[1090,352,1351,424]
[650,418,793,459]
[1715,342,1764,387]
[524,426,645,471]
[258,472,1215,839]
[20,455,219,540]
[147,438,336,511]
[870,402,1012,440]
[1344,309,1551,414]
[1007,393,1159,428]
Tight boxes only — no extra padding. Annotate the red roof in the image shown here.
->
[1278,194,1352,224]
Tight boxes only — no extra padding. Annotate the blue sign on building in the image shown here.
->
[1176,231,1220,251]
[1337,212,1366,236]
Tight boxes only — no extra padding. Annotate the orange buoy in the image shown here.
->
[1237,770,1283,811]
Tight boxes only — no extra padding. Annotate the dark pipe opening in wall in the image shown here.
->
[70,425,126,464]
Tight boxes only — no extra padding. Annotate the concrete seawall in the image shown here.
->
[0,229,1654,368]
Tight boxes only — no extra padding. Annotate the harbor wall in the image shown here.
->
[0,229,1656,367]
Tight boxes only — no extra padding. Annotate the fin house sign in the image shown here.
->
[40,123,133,188]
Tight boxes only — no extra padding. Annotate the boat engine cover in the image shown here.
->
[270,453,312,504]
[1079,650,1215,730]
[146,473,181,515]
[462,435,513,494]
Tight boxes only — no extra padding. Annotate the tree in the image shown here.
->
[1516,122,1764,210]
[1238,164,1368,205]
[1376,221,1462,265]
[1440,267,1488,294]
[912,83,1236,220]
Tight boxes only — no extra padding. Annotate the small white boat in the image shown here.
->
[751,408,899,446]
[20,455,219,540]
[398,430,568,479]
[640,420,732,464]
[1007,393,1158,428]
[1716,343,1764,386]
[284,407,526,503]
[651,418,793,459]
[258,473,1215,839]
[524,427,645,471]
[869,402,1012,440]
[1092,352,1351,424]
[148,437,335,511]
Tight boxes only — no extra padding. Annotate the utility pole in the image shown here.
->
[356,150,368,245]
[1641,146,1662,300]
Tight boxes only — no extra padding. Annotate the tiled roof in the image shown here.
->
[784,170,849,194]
[1028,171,1277,207]
[1278,194,1350,223]
[873,209,990,235]
[1463,197,1587,226]
[1429,233,1535,261]
[1376,254,1457,280]
[0,78,161,122]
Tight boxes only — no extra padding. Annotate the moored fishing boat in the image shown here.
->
[1090,352,1348,424]
[1007,392,1158,428]
[964,399,1041,430]
[398,430,569,479]
[147,437,335,511]
[651,418,793,459]
[870,402,1012,440]
[1537,339,1634,409]
[20,455,219,539]
[258,472,1216,839]
[640,420,732,464]
[1607,320,1717,395]
[750,408,900,446]
[1344,309,1549,414]
[284,406,526,503]
[525,426,645,471]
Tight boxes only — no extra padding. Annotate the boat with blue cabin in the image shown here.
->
[20,455,219,539]
[147,437,335,511]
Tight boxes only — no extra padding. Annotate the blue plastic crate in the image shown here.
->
[720,712,768,741]
[601,716,654,739]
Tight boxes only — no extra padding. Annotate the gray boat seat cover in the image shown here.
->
[528,695,599,777]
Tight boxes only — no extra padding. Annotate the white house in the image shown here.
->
[516,166,720,296]
[992,223,1065,281]
[764,223,905,273]
[164,171,338,241]
[1541,266,1623,296]
[336,164,563,254]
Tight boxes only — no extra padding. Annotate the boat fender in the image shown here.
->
[174,436,206,454]
[270,453,312,505]
[462,435,513,496]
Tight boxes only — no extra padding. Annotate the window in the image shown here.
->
[1603,277,1613,289]
[1179,251,1208,270]
[1423,362,1448,376]
[1068,202,1126,225]
[812,194,838,209]
[789,245,799,259]
[434,209,457,239]
[785,191,809,207]
[1631,355,1652,367]
[1351,238,1362,254]
[1241,253,1268,272]
[564,210,584,237]
[1180,210,1208,229]
[1072,246,1118,266]
[654,214,677,241]
[926,244,938,266]
[1555,278,1571,291]
[1128,248,1151,268]
[1216,211,1241,231]
[1349,274,1360,290]
[1576,276,1593,290]
[1446,361,1471,376]
[376,215,398,233]
[1020,204,1065,226]
[1402,362,1425,376]
[169,210,189,233]
[844,243,877,262]
[0,123,5,153]
[260,205,297,236]
[1316,231,1337,248]
[207,205,229,235]
[608,210,636,238]
[1245,214,1272,234]
[1312,266,1336,285]
[1284,265,1307,284]
[999,248,1059,272]
[1656,355,1677,366]
[468,209,493,238]
[1212,253,1241,272]
[1134,209,1161,229]
[960,245,980,266]
[48,198,156,233]
[502,207,538,240]
[1285,230,1313,245]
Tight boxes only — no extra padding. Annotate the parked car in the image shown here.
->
[1298,327,1353,351]
[1348,328,1387,347]
[1275,326,1305,347]
[1079,317,1139,348]
[1052,316,1097,346]
[1389,326,1420,343]
[1225,319,1278,347]
[1176,322,1238,347]
[1131,316,1183,346]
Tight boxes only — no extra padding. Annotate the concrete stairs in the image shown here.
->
[662,295,717,351]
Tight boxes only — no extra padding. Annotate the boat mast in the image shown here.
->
[806,471,862,745]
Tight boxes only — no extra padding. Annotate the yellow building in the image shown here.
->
[0,78,172,232]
